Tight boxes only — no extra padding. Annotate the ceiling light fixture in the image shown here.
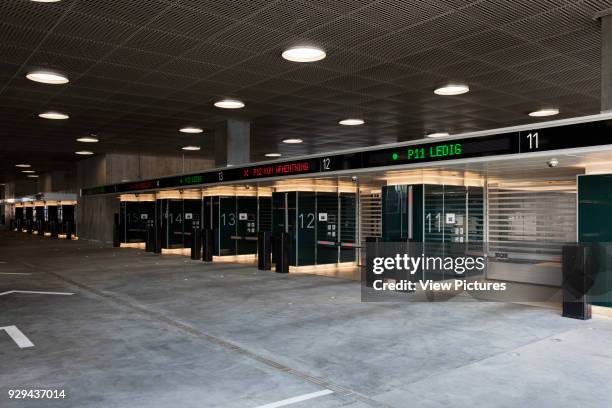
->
[75,151,94,155]
[282,138,303,144]
[265,153,282,157]
[39,111,69,120]
[22,170,36,174]
[15,164,31,168]
[26,70,69,85]
[182,146,201,151]
[180,126,203,134]
[27,175,39,178]
[30,0,62,3]
[427,132,450,138]
[282,46,326,62]
[214,99,244,109]
[339,118,365,126]
[77,137,99,143]
[529,108,559,117]
[434,84,470,96]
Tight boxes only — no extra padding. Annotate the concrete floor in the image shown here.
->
[1,232,612,408]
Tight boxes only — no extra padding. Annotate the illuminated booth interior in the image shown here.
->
[203,193,272,259]
[270,179,358,270]
[7,194,78,239]
[13,206,24,231]
[118,189,273,260]
[24,204,33,232]
[157,190,201,255]
[381,183,484,244]
[118,194,155,249]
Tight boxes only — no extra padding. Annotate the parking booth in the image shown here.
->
[13,205,24,231]
[24,204,33,233]
[154,190,202,256]
[203,186,272,261]
[118,194,155,249]
[270,180,358,273]
[46,203,58,236]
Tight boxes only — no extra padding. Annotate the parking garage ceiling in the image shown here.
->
[0,0,609,182]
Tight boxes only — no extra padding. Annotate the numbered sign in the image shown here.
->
[522,130,540,152]
[321,157,331,171]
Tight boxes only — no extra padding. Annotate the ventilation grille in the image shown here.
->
[359,191,382,243]
[487,181,576,263]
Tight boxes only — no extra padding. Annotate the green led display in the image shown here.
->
[397,143,463,161]
[180,175,204,185]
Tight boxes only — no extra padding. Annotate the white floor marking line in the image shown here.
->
[253,390,334,408]
[0,272,32,275]
[0,290,74,296]
[0,325,34,348]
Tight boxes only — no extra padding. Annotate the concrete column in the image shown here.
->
[214,119,251,167]
[0,184,5,225]
[599,10,612,112]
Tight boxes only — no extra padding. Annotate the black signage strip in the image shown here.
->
[81,119,612,196]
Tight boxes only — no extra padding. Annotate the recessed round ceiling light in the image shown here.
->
[77,137,99,143]
[339,118,365,126]
[434,84,470,96]
[214,99,245,109]
[75,151,94,155]
[22,170,36,173]
[15,164,31,168]
[427,132,450,138]
[26,70,68,85]
[282,138,303,144]
[282,46,326,62]
[39,111,69,120]
[27,174,39,178]
[182,146,201,151]
[265,153,282,157]
[179,126,203,134]
[529,108,559,117]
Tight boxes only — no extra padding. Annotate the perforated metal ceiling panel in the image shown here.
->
[0,0,609,182]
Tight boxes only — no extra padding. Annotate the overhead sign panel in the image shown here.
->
[81,119,612,196]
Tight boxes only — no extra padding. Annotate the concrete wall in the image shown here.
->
[77,153,214,243]
[77,194,116,244]
[2,183,15,222]
[39,170,77,193]
[77,155,116,243]
[12,179,40,197]
[5,170,77,198]
[105,153,213,183]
